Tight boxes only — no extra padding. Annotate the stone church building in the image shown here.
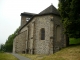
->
[13,5,67,54]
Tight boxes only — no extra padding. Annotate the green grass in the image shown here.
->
[21,45,80,60]
[20,38,80,60]
[0,52,18,60]
[41,45,80,60]
[69,38,80,44]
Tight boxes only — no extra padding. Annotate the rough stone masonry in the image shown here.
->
[13,5,67,54]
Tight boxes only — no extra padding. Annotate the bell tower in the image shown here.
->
[20,12,36,27]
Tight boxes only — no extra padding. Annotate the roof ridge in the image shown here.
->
[39,5,59,15]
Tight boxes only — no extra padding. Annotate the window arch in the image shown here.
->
[40,28,45,40]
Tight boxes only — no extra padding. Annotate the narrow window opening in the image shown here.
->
[40,28,45,40]
[26,18,30,22]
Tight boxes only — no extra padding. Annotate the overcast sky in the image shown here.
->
[0,0,59,44]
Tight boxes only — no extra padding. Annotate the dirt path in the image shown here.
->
[12,53,31,60]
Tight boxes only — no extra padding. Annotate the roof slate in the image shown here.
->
[18,5,60,33]
[20,12,36,16]
[39,5,60,15]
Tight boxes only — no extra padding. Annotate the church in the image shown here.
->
[13,5,67,54]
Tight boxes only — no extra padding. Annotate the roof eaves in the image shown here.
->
[18,13,61,33]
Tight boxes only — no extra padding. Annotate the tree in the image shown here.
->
[58,0,80,38]
[4,34,16,52]
[0,44,5,51]
[4,27,20,52]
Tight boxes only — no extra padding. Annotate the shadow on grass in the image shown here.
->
[69,43,80,47]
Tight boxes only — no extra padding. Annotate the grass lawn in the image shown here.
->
[21,45,80,60]
[69,38,80,44]
[0,52,18,60]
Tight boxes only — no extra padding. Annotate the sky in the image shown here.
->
[0,0,59,44]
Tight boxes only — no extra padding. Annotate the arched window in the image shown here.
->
[40,28,45,40]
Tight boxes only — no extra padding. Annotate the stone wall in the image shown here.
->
[32,14,67,54]
[52,15,67,53]
[21,16,27,27]
[27,23,33,54]
[26,17,36,54]
[13,26,27,53]
[13,14,67,54]
[33,15,53,54]
[13,37,17,53]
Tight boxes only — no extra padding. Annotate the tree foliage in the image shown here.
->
[58,0,80,38]
[4,27,20,52]
[4,34,16,52]
[0,44,5,52]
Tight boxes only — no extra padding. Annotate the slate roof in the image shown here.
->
[20,5,60,17]
[20,12,36,17]
[39,5,60,15]
[17,5,60,34]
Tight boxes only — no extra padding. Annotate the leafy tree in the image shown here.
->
[58,0,80,38]
[4,34,16,52]
[4,27,20,52]
[0,44,5,52]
